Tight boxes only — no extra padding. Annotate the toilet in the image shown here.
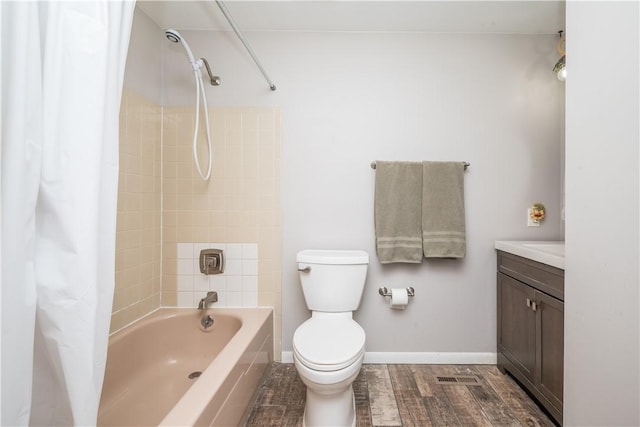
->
[293,249,369,427]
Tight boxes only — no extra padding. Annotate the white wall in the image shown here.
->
[565,2,640,425]
[162,30,564,357]
[124,7,162,103]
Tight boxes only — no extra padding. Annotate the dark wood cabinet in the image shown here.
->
[498,273,536,380]
[536,291,564,413]
[497,251,564,425]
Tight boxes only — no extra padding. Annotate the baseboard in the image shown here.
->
[281,351,496,365]
[363,352,497,364]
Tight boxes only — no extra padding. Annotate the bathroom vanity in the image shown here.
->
[494,241,564,426]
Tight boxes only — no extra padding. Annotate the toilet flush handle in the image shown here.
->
[298,266,311,273]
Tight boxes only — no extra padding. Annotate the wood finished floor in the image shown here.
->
[245,363,556,427]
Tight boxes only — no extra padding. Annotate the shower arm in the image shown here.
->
[214,0,276,91]
[200,58,221,86]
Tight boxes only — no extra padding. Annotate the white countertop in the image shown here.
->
[494,240,565,270]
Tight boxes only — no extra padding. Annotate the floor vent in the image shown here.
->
[435,375,481,386]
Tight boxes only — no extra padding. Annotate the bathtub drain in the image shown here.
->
[188,371,202,379]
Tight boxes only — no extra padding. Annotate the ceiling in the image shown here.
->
[137,1,565,34]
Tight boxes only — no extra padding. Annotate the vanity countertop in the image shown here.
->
[494,240,565,270]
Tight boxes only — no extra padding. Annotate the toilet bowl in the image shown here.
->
[293,313,366,427]
[293,250,369,427]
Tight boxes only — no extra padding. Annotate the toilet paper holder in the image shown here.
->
[378,286,415,298]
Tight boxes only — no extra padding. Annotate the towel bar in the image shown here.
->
[371,161,470,170]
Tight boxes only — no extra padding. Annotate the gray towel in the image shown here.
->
[374,161,423,263]
[422,161,466,258]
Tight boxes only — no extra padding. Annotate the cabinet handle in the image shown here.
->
[531,301,538,311]
[526,298,532,307]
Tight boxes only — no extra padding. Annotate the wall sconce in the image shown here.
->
[553,30,566,81]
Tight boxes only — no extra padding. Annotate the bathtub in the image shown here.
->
[98,308,273,427]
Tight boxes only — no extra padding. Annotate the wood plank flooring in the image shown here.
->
[245,363,556,427]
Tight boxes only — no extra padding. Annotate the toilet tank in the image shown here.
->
[297,250,369,312]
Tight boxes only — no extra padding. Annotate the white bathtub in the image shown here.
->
[98,308,273,426]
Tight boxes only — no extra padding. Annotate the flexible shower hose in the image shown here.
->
[192,66,212,181]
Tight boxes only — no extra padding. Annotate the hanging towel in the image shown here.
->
[422,161,466,258]
[374,161,423,263]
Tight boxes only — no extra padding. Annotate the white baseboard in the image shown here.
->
[281,351,496,365]
[363,352,497,364]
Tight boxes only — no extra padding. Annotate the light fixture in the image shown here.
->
[553,30,566,81]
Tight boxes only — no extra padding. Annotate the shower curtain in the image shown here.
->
[1,1,134,425]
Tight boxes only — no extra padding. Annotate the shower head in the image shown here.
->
[165,29,181,43]
[164,28,197,67]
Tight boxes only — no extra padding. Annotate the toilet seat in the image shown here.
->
[293,316,365,372]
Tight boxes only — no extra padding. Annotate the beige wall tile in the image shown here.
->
[222,178,242,196]
[209,226,226,242]
[192,195,209,212]
[163,292,177,307]
[111,89,162,333]
[109,310,126,334]
[163,275,177,292]
[161,110,280,301]
[258,291,275,307]
[115,100,282,359]
[192,227,209,243]
[163,226,177,243]
[176,194,193,210]
[211,147,227,178]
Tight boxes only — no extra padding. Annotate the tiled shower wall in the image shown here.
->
[111,89,162,332]
[112,91,282,358]
[161,107,282,357]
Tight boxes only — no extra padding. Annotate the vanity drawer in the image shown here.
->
[497,251,564,301]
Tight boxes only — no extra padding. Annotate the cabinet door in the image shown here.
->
[536,291,564,412]
[497,272,536,381]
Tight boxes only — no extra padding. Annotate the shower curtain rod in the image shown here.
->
[214,0,276,91]
[371,161,470,170]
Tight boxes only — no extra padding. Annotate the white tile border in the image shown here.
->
[225,243,242,259]
[177,292,195,308]
[176,275,193,292]
[242,259,258,275]
[175,241,260,308]
[242,276,258,292]
[177,259,194,275]
[242,243,258,259]
[226,291,242,307]
[193,275,209,292]
[210,275,226,290]
[242,291,258,307]
[225,259,243,275]
[226,276,242,292]
[177,243,194,259]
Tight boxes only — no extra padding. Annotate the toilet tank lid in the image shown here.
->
[297,250,369,265]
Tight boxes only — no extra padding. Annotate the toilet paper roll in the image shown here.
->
[390,288,409,309]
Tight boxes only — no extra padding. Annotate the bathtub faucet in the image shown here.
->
[198,291,218,310]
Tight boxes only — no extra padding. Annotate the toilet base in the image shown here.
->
[302,385,356,427]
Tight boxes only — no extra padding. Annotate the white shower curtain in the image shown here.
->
[1,1,134,425]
